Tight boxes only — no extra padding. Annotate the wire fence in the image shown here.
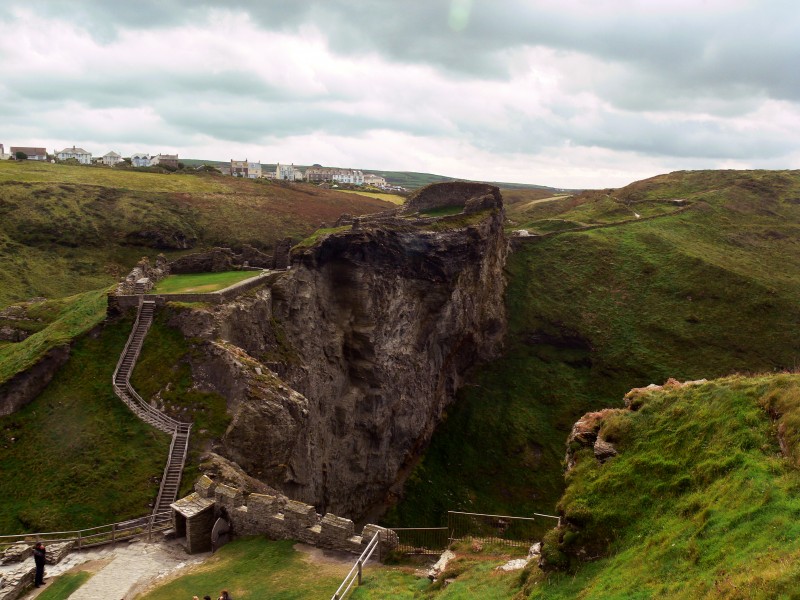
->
[390,527,450,555]
[389,510,559,555]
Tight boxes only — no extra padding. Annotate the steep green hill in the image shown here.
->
[0,161,392,307]
[523,374,800,598]
[388,170,800,527]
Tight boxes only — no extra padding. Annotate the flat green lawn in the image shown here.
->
[37,571,92,599]
[336,189,406,205]
[151,271,260,294]
[137,537,414,600]
[138,536,523,599]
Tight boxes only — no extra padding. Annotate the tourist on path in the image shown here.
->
[33,542,46,587]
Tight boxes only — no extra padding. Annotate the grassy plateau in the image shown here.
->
[150,271,259,294]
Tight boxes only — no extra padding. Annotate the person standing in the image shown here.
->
[33,542,46,587]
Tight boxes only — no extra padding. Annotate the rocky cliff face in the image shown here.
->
[171,183,508,520]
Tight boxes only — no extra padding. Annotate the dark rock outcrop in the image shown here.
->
[169,183,508,520]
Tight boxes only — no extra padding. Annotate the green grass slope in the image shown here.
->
[388,170,800,528]
[0,161,392,307]
[522,374,800,598]
[0,315,169,533]
[0,289,108,386]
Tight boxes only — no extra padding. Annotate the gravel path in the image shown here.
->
[18,539,208,600]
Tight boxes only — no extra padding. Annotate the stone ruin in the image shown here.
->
[171,476,398,557]
[168,242,293,274]
[114,254,170,296]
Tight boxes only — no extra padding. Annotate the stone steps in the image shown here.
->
[112,299,192,519]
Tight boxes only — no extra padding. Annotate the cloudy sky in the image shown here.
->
[1,0,798,188]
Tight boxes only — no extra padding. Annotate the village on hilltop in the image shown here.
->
[0,142,401,191]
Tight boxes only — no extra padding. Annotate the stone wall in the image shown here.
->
[110,271,285,311]
[190,475,397,556]
[114,255,170,296]
[169,243,293,273]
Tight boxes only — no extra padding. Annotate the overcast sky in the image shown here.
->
[1,0,798,188]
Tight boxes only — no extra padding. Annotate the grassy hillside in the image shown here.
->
[0,161,392,307]
[0,314,169,533]
[387,170,800,528]
[522,374,800,597]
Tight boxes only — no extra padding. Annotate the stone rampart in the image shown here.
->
[190,476,398,556]
[110,271,286,311]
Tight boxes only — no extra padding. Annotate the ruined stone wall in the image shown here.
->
[192,476,397,556]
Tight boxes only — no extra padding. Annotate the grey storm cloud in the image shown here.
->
[2,0,799,186]
[11,0,800,105]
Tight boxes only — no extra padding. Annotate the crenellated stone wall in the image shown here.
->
[186,475,398,556]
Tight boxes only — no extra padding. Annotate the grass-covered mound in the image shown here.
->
[0,161,393,307]
[0,315,169,533]
[389,170,800,527]
[150,271,258,294]
[521,374,800,598]
[0,288,108,386]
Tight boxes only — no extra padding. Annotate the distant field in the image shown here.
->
[0,161,393,307]
[335,189,406,205]
[151,271,258,294]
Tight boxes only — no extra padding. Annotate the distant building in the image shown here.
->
[363,173,387,187]
[231,159,262,179]
[0,144,11,160]
[304,166,363,185]
[276,162,301,181]
[150,154,179,169]
[10,146,48,161]
[102,151,122,166]
[56,146,92,164]
[131,153,150,167]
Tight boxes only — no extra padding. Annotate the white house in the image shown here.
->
[276,162,299,181]
[364,173,387,187]
[102,151,122,166]
[131,153,150,167]
[231,159,262,179]
[56,146,92,164]
[0,144,11,160]
[331,169,364,186]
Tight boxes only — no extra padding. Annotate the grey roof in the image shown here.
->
[57,147,90,154]
[103,151,121,158]
[171,492,214,518]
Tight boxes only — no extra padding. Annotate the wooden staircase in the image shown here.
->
[112,299,192,522]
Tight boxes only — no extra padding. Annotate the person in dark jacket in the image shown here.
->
[33,542,46,587]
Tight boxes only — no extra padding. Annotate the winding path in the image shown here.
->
[112,299,192,520]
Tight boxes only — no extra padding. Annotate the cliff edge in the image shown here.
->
[169,182,509,520]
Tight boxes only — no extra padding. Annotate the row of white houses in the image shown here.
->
[0,143,393,188]
[0,143,178,168]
